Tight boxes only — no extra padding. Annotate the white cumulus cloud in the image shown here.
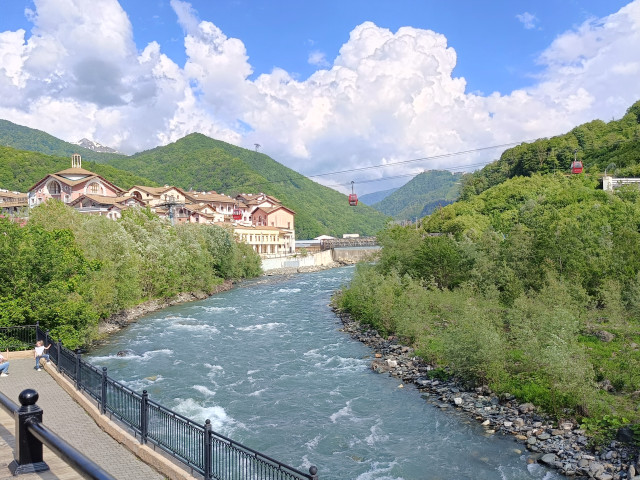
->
[0,0,639,194]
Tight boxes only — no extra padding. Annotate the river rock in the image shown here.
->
[617,426,635,443]
[519,403,535,414]
[539,453,557,465]
[589,462,605,476]
[596,330,615,342]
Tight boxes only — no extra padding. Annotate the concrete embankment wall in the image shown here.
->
[261,247,381,272]
[332,246,381,264]
[262,250,335,271]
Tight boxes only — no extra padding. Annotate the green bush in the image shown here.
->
[2,201,262,348]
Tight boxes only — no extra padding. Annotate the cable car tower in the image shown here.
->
[156,200,186,226]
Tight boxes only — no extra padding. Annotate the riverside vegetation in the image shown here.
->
[333,172,640,454]
[0,200,262,348]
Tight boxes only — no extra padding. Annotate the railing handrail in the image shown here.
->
[1,388,115,479]
[0,324,318,480]
[27,418,115,480]
[0,391,19,415]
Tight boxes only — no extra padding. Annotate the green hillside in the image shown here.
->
[0,119,125,163]
[0,145,158,192]
[461,99,640,199]
[359,187,398,206]
[104,133,390,238]
[336,172,640,435]
[371,170,463,220]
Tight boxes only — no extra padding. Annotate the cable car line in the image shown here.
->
[229,139,536,193]
[305,140,535,179]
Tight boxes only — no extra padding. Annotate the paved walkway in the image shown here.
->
[0,357,166,480]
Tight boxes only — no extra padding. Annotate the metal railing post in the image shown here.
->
[204,419,212,480]
[140,390,148,444]
[56,340,62,373]
[101,367,108,415]
[309,466,318,480]
[75,349,81,390]
[8,389,49,475]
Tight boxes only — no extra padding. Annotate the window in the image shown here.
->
[49,181,61,195]
[90,183,100,194]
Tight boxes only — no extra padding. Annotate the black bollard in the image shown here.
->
[9,389,50,475]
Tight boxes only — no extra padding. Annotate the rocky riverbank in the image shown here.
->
[335,309,640,480]
[98,280,235,335]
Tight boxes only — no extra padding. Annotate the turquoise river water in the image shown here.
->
[88,266,560,480]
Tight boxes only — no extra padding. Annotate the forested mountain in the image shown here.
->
[0,145,157,192]
[102,133,389,238]
[371,170,462,221]
[0,119,125,163]
[359,187,399,206]
[461,100,640,199]
[0,123,390,238]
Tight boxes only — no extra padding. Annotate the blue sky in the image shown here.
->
[0,0,638,193]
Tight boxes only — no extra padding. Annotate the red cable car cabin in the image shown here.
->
[571,160,583,174]
[348,181,358,206]
[232,207,242,220]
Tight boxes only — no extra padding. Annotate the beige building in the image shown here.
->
[185,191,250,223]
[68,194,146,220]
[233,225,295,256]
[122,185,190,207]
[0,190,28,216]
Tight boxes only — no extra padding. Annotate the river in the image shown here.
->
[88,266,559,480]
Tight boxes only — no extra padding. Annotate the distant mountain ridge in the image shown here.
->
[371,170,463,221]
[359,187,399,206]
[74,138,119,154]
[0,119,125,163]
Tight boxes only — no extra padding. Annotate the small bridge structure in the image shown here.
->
[320,237,378,250]
[321,237,380,264]
[602,176,640,191]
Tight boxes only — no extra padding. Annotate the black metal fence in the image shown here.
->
[0,324,318,480]
[0,325,37,351]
